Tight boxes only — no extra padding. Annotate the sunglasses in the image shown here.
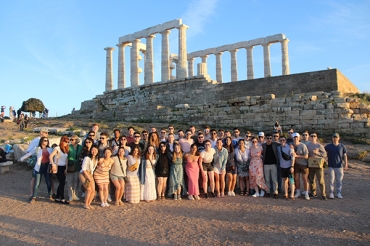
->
[70,139,76,141]
[273,135,279,137]
[246,135,251,138]
[134,136,140,138]
[85,141,92,144]
[100,137,105,140]
[43,140,49,142]
[198,136,204,139]
[280,139,286,142]
[288,132,293,134]
[161,132,166,134]
[234,131,239,133]
[252,141,257,143]
[89,135,95,137]
[120,138,127,141]
[310,135,317,137]
[266,137,272,140]
[303,134,308,136]
[160,145,166,148]
[212,132,217,135]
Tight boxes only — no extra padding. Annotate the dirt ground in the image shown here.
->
[1,119,370,245]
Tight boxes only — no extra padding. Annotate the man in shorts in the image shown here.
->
[292,133,310,200]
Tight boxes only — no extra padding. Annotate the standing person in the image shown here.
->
[189,125,197,142]
[94,148,114,207]
[203,126,211,140]
[307,132,327,200]
[235,139,250,196]
[209,129,218,148]
[286,129,294,144]
[97,132,110,158]
[179,129,194,153]
[79,137,94,199]
[249,137,268,198]
[244,131,252,149]
[168,143,187,200]
[17,108,21,119]
[185,143,201,200]
[126,126,135,144]
[156,142,171,200]
[301,131,311,146]
[195,132,205,152]
[258,132,265,146]
[262,133,280,199]
[292,133,310,200]
[224,137,237,196]
[277,135,295,199]
[166,133,176,152]
[272,132,280,143]
[213,139,228,197]
[49,135,70,204]
[148,131,160,151]
[20,137,53,203]
[139,145,157,202]
[159,129,167,142]
[110,129,121,155]
[218,129,225,140]
[111,147,127,205]
[140,130,149,151]
[232,128,243,147]
[67,135,82,202]
[177,130,185,140]
[199,140,216,198]
[129,132,144,151]
[325,133,348,199]
[79,146,98,209]
[125,146,141,204]
[118,135,131,156]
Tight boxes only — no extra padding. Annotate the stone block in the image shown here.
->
[313,103,326,110]
[0,161,13,174]
[335,102,350,108]
[175,104,190,109]
[261,94,275,100]
[326,103,334,109]
[300,110,316,116]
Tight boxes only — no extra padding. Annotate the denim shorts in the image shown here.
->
[202,162,214,172]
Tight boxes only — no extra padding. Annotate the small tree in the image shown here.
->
[21,98,45,116]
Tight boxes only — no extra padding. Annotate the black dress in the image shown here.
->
[155,152,171,177]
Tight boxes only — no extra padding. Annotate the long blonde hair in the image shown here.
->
[172,143,183,161]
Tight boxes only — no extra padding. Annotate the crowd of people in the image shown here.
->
[20,123,348,209]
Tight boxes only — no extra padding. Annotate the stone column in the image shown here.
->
[130,39,140,87]
[177,24,188,78]
[197,63,207,76]
[200,55,208,76]
[215,52,223,83]
[187,57,195,77]
[262,43,271,77]
[281,39,290,75]
[116,43,127,89]
[246,46,254,79]
[161,30,171,81]
[104,47,114,92]
[230,49,238,82]
[144,35,155,84]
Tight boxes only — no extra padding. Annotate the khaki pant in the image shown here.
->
[308,168,326,196]
[264,164,278,194]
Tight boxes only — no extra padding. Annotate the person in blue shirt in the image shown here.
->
[325,133,348,199]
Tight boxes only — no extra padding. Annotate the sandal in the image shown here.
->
[83,205,90,210]
[61,199,70,205]
[240,191,245,196]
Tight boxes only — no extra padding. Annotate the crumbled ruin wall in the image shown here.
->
[74,69,369,136]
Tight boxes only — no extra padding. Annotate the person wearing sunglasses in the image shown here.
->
[235,139,250,196]
[286,128,294,144]
[110,129,121,155]
[307,132,327,200]
[301,131,311,146]
[20,136,53,204]
[244,131,252,149]
[49,135,70,204]
[272,133,280,143]
[325,133,348,199]
[67,135,82,202]
[118,135,131,156]
[262,133,280,199]
[97,132,110,158]
[224,137,236,196]
[209,129,218,148]
[250,137,268,198]
[277,135,295,199]
[199,140,216,198]
[292,133,310,200]
[168,143,187,200]
[179,130,194,154]
[156,142,171,200]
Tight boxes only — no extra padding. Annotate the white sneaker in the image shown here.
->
[188,195,194,200]
[252,192,259,197]
[73,196,80,201]
[337,193,343,199]
[304,193,310,200]
[68,197,73,202]
[227,191,232,196]
[294,190,301,198]
[107,195,112,202]
[105,203,110,207]
[178,195,182,200]
[260,190,265,197]
[174,194,177,200]
[194,195,200,200]
[101,203,106,207]
[231,191,236,197]
[329,193,334,199]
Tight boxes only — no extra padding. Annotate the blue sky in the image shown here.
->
[1,0,369,117]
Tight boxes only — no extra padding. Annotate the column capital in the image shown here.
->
[229,49,238,54]
[187,57,195,61]
[132,39,141,44]
[146,34,156,39]
[177,24,189,30]
[116,42,129,48]
[201,54,209,59]
[160,29,171,35]
[262,43,271,48]
[280,38,290,43]
[215,52,223,56]
[104,47,115,51]
[246,46,254,51]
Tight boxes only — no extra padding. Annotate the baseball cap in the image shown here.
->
[258,132,265,137]
[292,133,300,138]
[332,133,340,138]
[40,127,49,133]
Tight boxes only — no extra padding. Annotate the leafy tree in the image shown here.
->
[21,98,45,114]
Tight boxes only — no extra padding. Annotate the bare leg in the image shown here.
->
[214,172,220,195]
[208,171,215,193]
[220,172,226,195]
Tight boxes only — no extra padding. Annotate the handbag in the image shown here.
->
[27,147,40,168]
[308,157,325,168]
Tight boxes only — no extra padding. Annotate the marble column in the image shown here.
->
[177,24,188,78]
[262,43,271,77]
[230,49,238,82]
[130,39,140,87]
[187,57,195,77]
[161,30,171,81]
[144,35,155,84]
[197,63,207,76]
[104,47,114,92]
[116,43,127,89]
[200,55,208,76]
[281,39,290,75]
[246,46,254,80]
[215,52,223,83]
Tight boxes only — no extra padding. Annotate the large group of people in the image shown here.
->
[20,123,348,209]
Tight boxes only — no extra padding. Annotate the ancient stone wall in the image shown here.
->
[74,69,368,136]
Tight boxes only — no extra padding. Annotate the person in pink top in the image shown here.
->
[184,143,201,200]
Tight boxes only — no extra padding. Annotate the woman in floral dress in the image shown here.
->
[249,137,268,197]
[167,143,187,200]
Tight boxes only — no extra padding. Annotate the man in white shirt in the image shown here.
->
[27,128,49,152]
